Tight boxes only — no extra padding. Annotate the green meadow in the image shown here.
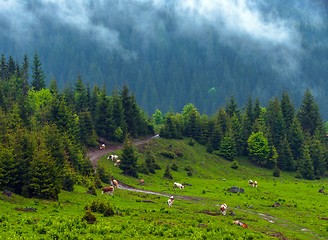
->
[1,138,327,240]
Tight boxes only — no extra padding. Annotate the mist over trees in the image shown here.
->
[0,0,328,119]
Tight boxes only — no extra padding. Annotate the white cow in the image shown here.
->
[112,179,119,188]
[114,159,121,167]
[173,182,184,189]
[220,203,227,215]
[249,179,258,188]
[167,196,174,207]
[108,155,119,161]
[99,144,106,150]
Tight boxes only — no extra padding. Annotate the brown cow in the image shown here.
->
[102,186,114,195]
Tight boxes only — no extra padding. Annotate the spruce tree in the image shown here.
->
[31,53,46,91]
[297,89,324,136]
[119,137,139,178]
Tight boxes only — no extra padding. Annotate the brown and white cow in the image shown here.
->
[220,203,227,215]
[102,186,114,195]
[112,179,119,188]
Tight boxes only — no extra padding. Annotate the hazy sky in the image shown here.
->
[0,0,325,74]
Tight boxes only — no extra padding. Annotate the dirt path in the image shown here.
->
[87,134,159,168]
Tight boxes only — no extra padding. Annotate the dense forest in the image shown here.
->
[1,0,328,118]
[0,54,327,201]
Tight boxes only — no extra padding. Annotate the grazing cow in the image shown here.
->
[254,181,258,188]
[167,196,174,207]
[102,186,114,195]
[248,180,254,187]
[114,159,121,167]
[139,179,145,185]
[112,179,119,188]
[108,155,119,161]
[173,182,184,189]
[220,203,228,215]
[233,220,248,228]
[99,144,106,150]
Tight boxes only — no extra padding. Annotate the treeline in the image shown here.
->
[159,92,328,180]
[0,53,153,199]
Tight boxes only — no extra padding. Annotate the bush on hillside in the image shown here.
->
[230,160,239,169]
[163,165,173,179]
[160,150,176,159]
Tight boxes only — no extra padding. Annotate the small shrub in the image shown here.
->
[185,165,193,177]
[174,149,183,157]
[82,208,97,224]
[62,175,75,192]
[230,160,239,169]
[87,186,97,195]
[273,166,280,177]
[188,138,196,146]
[163,165,173,179]
[171,162,179,171]
[160,150,176,159]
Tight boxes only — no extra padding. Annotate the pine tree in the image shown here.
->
[297,89,324,136]
[288,117,304,167]
[219,130,237,161]
[31,53,46,91]
[281,92,295,131]
[119,137,139,178]
[299,143,315,180]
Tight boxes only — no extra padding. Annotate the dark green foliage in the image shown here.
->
[62,174,75,192]
[87,186,97,195]
[160,150,175,159]
[273,166,281,177]
[184,165,193,177]
[88,200,115,217]
[230,160,239,169]
[219,131,237,161]
[171,162,179,171]
[163,165,173,179]
[82,208,97,224]
[145,151,160,173]
[188,138,196,146]
[299,143,315,180]
[97,165,111,184]
[297,89,324,136]
[31,53,46,91]
[119,138,139,178]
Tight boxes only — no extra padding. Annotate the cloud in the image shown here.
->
[0,0,325,67]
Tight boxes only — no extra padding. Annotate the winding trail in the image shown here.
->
[87,134,159,168]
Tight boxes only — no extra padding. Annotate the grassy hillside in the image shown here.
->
[1,138,328,239]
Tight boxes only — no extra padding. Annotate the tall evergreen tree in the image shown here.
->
[281,92,295,131]
[297,89,324,136]
[31,53,46,91]
[119,137,139,178]
[299,143,315,180]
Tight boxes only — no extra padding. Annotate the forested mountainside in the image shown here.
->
[0,51,327,200]
[0,0,328,118]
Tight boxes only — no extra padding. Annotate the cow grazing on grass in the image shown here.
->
[112,179,119,188]
[108,155,119,161]
[114,159,121,166]
[167,196,174,207]
[139,179,145,185]
[174,182,184,189]
[102,186,114,195]
[220,203,228,215]
[99,144,106,150]
[249,180,258,188]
